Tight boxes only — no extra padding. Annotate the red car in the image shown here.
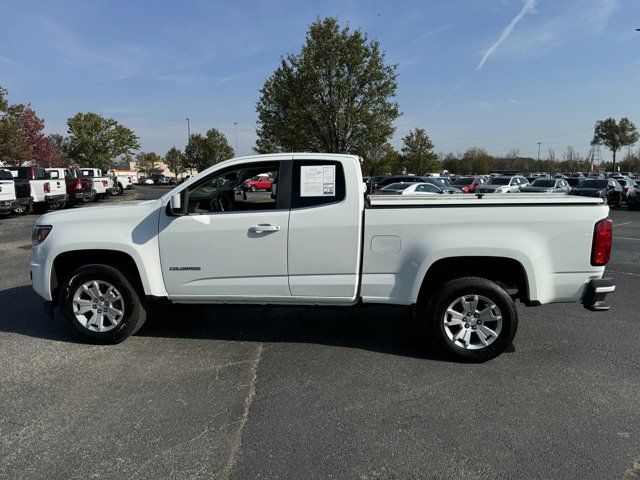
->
[243,174,272,192]
[451,176,487,193]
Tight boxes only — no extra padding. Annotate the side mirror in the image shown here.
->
[168,192,186,216]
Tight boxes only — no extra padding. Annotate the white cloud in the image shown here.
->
[477,0,537,70]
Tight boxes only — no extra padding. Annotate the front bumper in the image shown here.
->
[0,198,19,212]
[582,277,615,311]
[45,194,68,204]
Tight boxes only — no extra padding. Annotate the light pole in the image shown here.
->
[233,122,238,153]
[537,142,542,161]
[186,118,192,175]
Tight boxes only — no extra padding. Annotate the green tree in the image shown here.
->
[361,143,397,176]
[66,112,139,167]
[48,133,72,167]
[135,152,163,175]
[463,147,493,174]
[400,128,440,174]
[255,17,400,154]
[0,86,29,166]
[185,129,234,173]
[591,117,639,173]
[165,146,185,178]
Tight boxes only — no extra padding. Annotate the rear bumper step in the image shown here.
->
[582,277,615,311]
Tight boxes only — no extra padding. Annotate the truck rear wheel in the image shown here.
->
[59,264,147,344]
[12,203,32,215]
[418,277,518,362]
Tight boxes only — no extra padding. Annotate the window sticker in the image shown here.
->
[300,165,336,197]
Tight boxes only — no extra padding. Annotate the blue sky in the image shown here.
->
[1,0,639,160]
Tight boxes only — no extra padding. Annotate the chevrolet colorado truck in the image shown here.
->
[30,154,615,361]
[77,168,116,199]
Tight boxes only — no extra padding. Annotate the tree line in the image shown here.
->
[1,17,638,176]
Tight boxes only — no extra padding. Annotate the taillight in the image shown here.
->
[591,219,612,266]
[128,177,132,184]
[76,179,82,191]
[102,180,108,186]
[44,182,51,193]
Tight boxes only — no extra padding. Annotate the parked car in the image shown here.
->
[0,169,20,216]
[419,177,463,193]
[7,166,67,213]
[110,173,135,195]
[616,178,637,204]
[450,176,486,193]
[565,177,584,188]
[570,178,623,207]
[149,174,170,185]
[243,174,273,192]
[628,186,639,210]
[520,178,571,194]
[31,153,615,363]
[476,176,529,193]
[77,168,116,199]
[370,175,425,192]
[376,182,445,195]
[46,168,95,205]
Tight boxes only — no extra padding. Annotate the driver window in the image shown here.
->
[186,162,279,214]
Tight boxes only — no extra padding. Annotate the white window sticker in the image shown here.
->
[300,165,336,197]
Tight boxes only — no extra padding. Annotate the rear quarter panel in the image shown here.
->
[362,203,609,305]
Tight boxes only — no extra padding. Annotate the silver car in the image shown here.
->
[477,176,529,193]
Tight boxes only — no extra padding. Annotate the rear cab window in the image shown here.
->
[291,159,346,209]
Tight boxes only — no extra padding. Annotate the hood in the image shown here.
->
[38,199,161,225]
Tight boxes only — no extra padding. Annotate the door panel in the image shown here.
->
[159,210,290,298]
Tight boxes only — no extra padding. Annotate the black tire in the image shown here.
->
[33,203,49,214]
[250,185,257,192]
[417,277,518,362]
[616,195,622,208]
[59,264,147,344]
[49,201,66,210]
[12,203,32,215]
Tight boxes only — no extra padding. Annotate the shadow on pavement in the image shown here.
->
[0,285,445,360]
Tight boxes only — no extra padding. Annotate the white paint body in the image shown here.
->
[0,175,17,204]
[78,168,110,195]
[31,154,609,309]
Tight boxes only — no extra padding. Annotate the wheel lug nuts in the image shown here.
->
[464,324,469,328]
[472,326,477,330]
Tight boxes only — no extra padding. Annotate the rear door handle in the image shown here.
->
[249,224,280,233]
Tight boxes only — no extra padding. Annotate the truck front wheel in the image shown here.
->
[418,277,518,362]
[59,264,147,344]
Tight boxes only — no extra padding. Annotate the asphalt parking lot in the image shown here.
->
[1,187,639,480]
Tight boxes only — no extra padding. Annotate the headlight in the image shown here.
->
[33,225,53,246]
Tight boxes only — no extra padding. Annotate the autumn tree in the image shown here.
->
[185,129,234,173]
[400,128,439,174]
[256,17,399,154]
[67,112,139,167]
[164,146,185,178]
[592,117,639,172]
[18,108,58,167]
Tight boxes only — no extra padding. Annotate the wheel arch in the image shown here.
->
[51,249,145,306]
[416,256,532,306]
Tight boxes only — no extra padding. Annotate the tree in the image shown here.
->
[48,133,72,167]
[361,143,397,176]
[66,112,139,167]
[400,128,440,174]
[165,147,185,178]
[135,152,163,175]
[591,117,639,172]
[0,86,29,166]
[463,147,493,174]
[255,17,400,154]
[19,108,58,167]
[185,129,234,173]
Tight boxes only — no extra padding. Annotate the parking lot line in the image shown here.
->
[607,269,640,277]
[613,221,632,227]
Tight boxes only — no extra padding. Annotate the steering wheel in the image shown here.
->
[213,191,234,212]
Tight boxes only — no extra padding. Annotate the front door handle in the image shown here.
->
[249,224,280,233]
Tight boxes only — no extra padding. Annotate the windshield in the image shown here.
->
[531,180,556,187]
[580,180,607,188]
[487,178,511,185]
[381,183,411,190]
[452,177,473,185]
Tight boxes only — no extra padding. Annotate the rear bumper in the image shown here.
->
[70,190,93,200]
[582,277,615,311]
[45,194,67,204]
[106,187,117,194]
[0,199,19,211]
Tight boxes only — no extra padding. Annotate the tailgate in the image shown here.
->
[0,180,16,201]
[48,179,67,194]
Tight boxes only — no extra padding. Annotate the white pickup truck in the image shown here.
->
[9,166,67,213]
[0,169,20,215]
[30,154,615,361]
[77,168,116,199]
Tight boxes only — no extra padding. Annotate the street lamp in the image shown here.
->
[537,142,542,161]
[233,122,238,153]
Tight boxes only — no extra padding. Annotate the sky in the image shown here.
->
[1,0,639,161]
